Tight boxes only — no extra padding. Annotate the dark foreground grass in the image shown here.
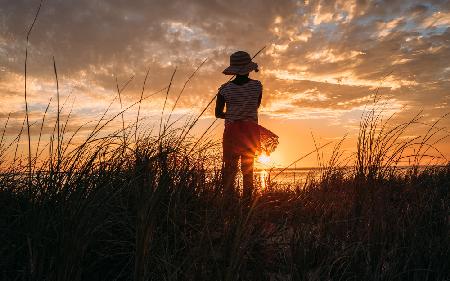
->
[0,126,449,281]
[1,81,449,280]
[6,3,447,279]
[3,35,450,278]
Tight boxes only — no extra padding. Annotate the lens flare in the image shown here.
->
[257,153,271,164]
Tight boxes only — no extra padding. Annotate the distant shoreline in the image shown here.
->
[254,165,448,172]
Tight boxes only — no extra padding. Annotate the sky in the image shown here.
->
[0,0,449,167]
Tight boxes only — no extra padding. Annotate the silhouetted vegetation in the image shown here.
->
[2,12,449,277]
[1,95,449,281]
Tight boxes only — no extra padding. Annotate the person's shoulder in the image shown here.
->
[219,81,233,89]
[249,79,262,86]
[249,79,262,90]
[218,82,233,93]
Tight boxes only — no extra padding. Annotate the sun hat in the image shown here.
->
[222,51,259,75]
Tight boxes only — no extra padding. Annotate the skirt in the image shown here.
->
[223,121,279,156]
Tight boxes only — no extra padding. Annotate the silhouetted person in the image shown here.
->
[215,51,262,203]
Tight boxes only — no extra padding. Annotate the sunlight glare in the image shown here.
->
[257,153,271,164]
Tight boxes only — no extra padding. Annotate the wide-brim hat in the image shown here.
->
[223,51,259,75]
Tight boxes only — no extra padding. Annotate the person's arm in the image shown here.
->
[215,93,226,119]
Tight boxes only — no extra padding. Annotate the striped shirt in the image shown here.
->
[218,79,262,123]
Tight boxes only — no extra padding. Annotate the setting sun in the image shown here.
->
[257,153,271,164]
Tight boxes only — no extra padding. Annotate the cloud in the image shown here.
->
[421,11,450,28]
[0,0,448,140]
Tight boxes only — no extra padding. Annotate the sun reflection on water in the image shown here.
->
[256,169,269,190]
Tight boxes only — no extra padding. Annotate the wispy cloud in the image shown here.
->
[0,0,448,151]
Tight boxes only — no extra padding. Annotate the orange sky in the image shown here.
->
[1,0,449,167]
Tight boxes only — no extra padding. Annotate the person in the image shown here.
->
[215,50,262,202]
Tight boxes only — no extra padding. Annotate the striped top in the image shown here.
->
[218,79,262,123]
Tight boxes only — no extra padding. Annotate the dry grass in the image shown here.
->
[2,18,449,279]
[0,84,449,281]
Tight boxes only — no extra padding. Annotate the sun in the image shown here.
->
[257,153,271,164]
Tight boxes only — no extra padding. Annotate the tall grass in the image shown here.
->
[24,0,44,182]
[1,78,449,281]
[2,40,449,280]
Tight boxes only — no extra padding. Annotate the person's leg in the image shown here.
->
[241,153,254,203]
[223,153,239,198]
[223,124,239,199]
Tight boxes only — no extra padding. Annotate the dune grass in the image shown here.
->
[3,16,450,277]
[0,85,449,281]
[7,2,448,280]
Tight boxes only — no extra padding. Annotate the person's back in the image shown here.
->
[218,79,262,123]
